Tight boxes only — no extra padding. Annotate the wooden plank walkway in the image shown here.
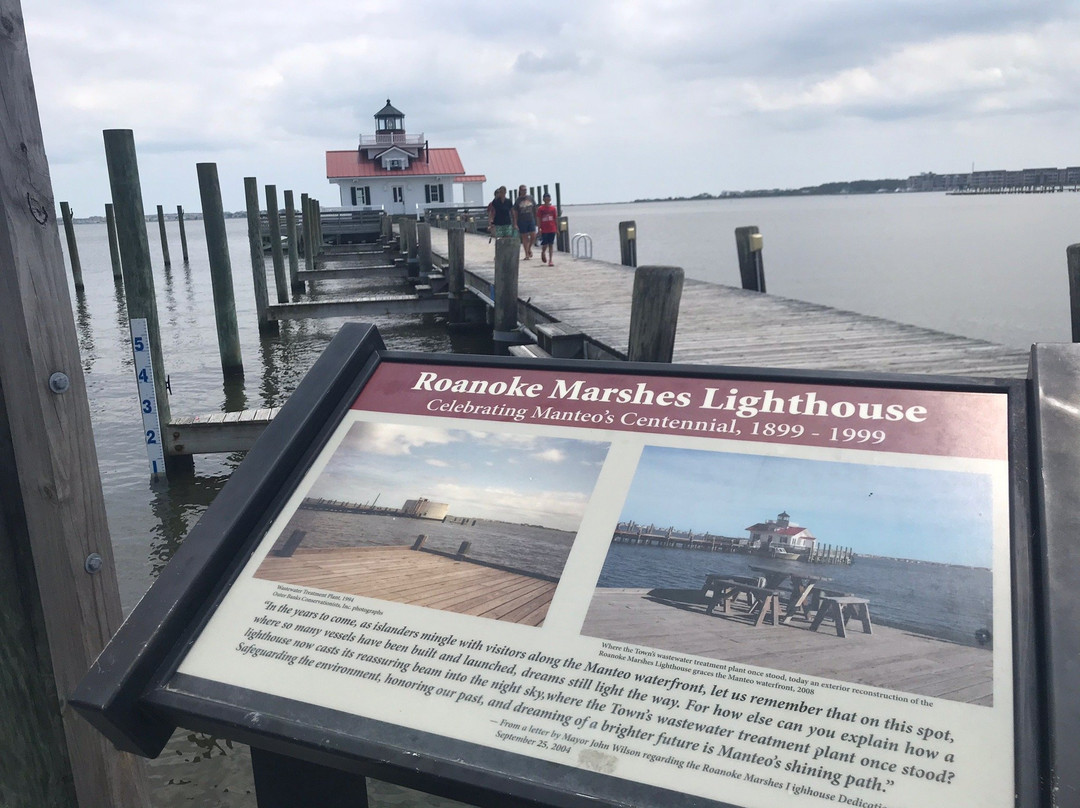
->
[255,546,556,627]
[582,588,993,706]
[430,227,1030,378]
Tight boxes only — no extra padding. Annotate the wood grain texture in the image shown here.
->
[0,2,148,803]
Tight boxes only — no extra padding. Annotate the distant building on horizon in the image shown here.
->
[907,165,1080,193]
[402,497,449,521]
[325,98,486,215]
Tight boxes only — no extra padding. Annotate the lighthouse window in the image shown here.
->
[425,184,444,203]
[393,186,404,203]
[351,186,371,206]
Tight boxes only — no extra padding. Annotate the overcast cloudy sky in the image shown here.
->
[21,0,1080,214]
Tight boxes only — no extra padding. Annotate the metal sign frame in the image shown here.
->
[72,323,1043,808]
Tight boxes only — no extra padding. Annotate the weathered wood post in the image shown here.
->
[283,190,303,293]
[176,204,189,262]
[619,220,637,267]
[5,14,149,804]
[735,226,766,293]
[155,204,171,268]
[446,222,465,322]
[403,217,419,278]
[493,236,520,355]
[555,182,562,216]
[59,201,84,288]
[1068,244,1080,342]
[265,184,289,303]
[417,220,433,274]
[105,202,122,279]
[103,129,174,458]
[243,177,274,334]
[628,265,684,362]
[557,216,569,253]
[314,199,323,254]
[380,210,392,243]
[301,192,314,273]
[197,163,244,376]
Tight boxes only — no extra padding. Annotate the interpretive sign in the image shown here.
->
[73,324,1039,808]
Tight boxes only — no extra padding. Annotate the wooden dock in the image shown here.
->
[434,227,1030,377]
[255,546,556,627]
[582,588,993,706]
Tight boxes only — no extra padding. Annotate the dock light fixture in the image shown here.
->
[749,232,764,252]
[626,226,636,238]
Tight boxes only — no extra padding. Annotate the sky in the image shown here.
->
[621,446,994,566]
[306,421,609,531]
[19,0,1080,215]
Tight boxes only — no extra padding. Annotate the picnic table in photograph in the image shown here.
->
[748,564,835,625]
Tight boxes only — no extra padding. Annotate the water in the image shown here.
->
[595,546,991,648]
[564,192,1080,349]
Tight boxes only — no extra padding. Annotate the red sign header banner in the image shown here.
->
[353,363,1008,461]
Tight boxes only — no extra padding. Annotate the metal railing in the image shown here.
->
[571,233,593,259]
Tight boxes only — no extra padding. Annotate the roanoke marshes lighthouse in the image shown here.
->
[325,99,486,216]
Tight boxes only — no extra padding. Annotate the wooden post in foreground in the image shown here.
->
[176,204,189,262]
[284,190,302,293]
[2,11,149,804]
[1068,244,1080,342]
[155,204,171,268]
[619,220,637,267]
[403,217,419,278]
[103,129,173,445]
[417,220,433,274]
[60,201,84,288]
[265,184,288,304]
[105,202,122,279]
[557,216,569,253]
[446,223,465,322]
[735,225,766,293]
[628,265,684,362]
[243,177,273,334]
[197,163,244,376]
[301,192,314,274]
[493,236,520,355]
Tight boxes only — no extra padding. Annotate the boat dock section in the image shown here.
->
[432,227,1030,378]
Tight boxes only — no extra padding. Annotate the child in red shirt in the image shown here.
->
[536,194,558,266]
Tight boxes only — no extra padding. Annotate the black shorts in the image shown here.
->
[539,232,556,245]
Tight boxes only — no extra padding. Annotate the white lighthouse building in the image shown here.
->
[325,99,486,216]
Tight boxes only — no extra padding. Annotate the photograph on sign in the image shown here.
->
[582,446,995,706]
[254,421,609,626]
[176,361,1015,808]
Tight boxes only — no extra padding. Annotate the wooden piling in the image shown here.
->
[380,211,393,243]
[619,220,637,267]
[243,177,274,334]
[301,193,314,274]
[155,204,171,268]
[4,17,149,802]
[284,190,303,293]
[403,217,419,278]
[103,129,173,443]
[628,265,684,362]
[417,220,433,274]
[555,182,562,216]
[557,216,569,253]
[314,199,323,253]
[60,201,84,288]
[197,163,244,376]
[447,223,465,322]
[105,202,122,279]
[494,236,520,355]
[176,204,189,262]
[1069,244,1080,342]
[265,184,289,304]
[735,226,766,293]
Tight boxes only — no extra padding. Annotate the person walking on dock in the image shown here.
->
[537,193,557,266]
[514,184,537,259]
[487,186,515,238]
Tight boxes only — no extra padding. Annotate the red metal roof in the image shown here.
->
[458,174,487,183]
[326,147,466,179]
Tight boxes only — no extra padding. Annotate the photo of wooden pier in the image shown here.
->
[251,420,608,625]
